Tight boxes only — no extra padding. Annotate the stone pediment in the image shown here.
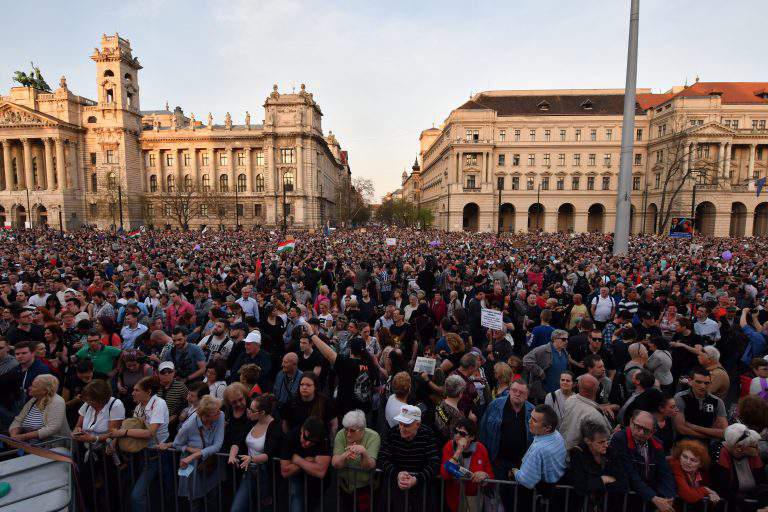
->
[687,122,735,137]
[0,101,69,128]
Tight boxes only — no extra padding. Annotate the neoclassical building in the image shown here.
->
[403,82,768,236]
[0,34,351,230]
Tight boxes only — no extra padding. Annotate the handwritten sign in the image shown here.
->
[481,308,504,331]
[385,238,397,246]
[414,357,436,375]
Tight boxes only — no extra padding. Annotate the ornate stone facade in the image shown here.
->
[0,34,350,230]
[404,84,768,236]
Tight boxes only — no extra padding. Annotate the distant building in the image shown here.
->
[0,34,350,230]
[399,83,768,236]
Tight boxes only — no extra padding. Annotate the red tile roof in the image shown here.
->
[676,82,768,104]
[636,93,675,110]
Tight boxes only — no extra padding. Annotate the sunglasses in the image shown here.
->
[590,337,603,341]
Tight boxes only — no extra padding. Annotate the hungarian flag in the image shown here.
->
[277,239,295,254]
[127,229,141,239]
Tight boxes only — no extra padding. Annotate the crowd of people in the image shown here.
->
[1,225,768,512]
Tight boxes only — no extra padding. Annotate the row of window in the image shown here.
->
[92,203,275,220]
[468,175,631,191]
[147,172,291,193]
[468,152,643,167]
[144,148,295,168]
[467,128,644,143]
[724,119,768,130]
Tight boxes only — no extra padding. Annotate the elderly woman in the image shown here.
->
[230,394,283,512]
[10,374,70,442]
[567,419,625,510]
[433,374,468,448]
[713,423,768,509]
[670,439,721,507]
[332,409,381,512]
[164,395,225,511]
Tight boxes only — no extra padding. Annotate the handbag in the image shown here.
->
[117,417,149,453]
[196,424,219,477]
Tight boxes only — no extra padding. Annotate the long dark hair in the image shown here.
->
[299,373,327,420]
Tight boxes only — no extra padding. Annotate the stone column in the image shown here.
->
[228,147,235,192]
[190,148,199,188]
[748,144,756,180]
[745,212,755,237]
[296,138,303,192]
[159,150,167,192]
[69,141,81,190]
[717,142,725,177]
[55,139,66,190]
[175,148,183,190]
[44,139,54,190]
[210,148,217,190]
[1,140,12,190]
[22,139,33,189]
[244,147,253,192]
[266,143,275,193]
[724,142,732,181]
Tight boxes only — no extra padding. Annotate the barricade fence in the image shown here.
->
[0,439,759,512]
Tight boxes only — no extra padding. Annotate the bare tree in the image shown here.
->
[153,183,222,230]
[336,177,374,226]
[650,127,722,234]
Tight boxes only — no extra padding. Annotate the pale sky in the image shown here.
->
[1,0,764,199]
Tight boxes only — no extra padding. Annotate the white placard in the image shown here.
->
[385,238,397,246]
[414,357,436,375]
[481,308,504,331]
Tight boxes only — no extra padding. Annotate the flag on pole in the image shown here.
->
[757,177,766,197]
[254,258,262,280]
[277,239,295,254]
[127,229,141,239]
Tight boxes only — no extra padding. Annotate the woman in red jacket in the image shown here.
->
[669,439,721,509]
[440,418,494,512]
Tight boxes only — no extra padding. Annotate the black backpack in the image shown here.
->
[574,273,591,298]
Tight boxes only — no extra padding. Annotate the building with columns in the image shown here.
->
[0,34,350,230]
[402,82,768,237]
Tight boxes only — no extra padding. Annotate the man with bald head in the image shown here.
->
[610,410,676,512]
[558,373,611,449]
[274,352,303,414]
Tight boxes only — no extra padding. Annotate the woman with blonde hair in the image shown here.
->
[384,371,411,428]
[624,342,649,392]
[10,373,70,442]
[493,362,513,398]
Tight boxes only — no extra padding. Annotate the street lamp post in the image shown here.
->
[117,184,124,232]
[497,176,503,235]
[235,178,240,230]
[25,188,31,229]
[613,0,640,255]
[282,177,288,238]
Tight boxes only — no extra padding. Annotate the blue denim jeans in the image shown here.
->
[288,475,305,512]
[131,457,159,512]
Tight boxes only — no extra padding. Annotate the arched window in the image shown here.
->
[255,174,264,192]
[237,173,247,192]
[107,171,117,191]
[184,175,193,191]
[124,73,132,82]
[283,171,294,192]
[91,173,98,192]
[201,174,210,191]
[167,175,176,192]
[103,70,114,77]
[219,174,229,192]
[87,116,97,123]
[149,175,158,192]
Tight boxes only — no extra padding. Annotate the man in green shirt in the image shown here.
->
[331,409,380,507]
[76,329,121,378]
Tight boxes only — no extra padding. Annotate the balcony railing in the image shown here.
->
[463,186,481,192]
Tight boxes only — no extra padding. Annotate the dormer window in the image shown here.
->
[755,89,768,100]
[581,99,594,111]
[537,100,550,111]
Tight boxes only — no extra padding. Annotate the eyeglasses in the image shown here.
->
[590,337,603,341]
[631,421,653,435]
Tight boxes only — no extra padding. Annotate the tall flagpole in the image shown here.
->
[613,0,640,255]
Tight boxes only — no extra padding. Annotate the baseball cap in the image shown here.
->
[244,331,262,344]
[158,361,175,372]
[393,404,422,425]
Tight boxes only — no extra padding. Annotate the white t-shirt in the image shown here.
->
[385,395,406,428]
[135,395,170,447]
[591,295,615,322]
[28,293,51,308]
[79,397,126,435]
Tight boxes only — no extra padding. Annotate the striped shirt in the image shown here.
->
[514,431,567,489]
[21,403,45,432]
[378,425,439,483]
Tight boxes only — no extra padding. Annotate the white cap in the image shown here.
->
[244,331,262,344]
[393,404,421,425]
[158,361,175,372]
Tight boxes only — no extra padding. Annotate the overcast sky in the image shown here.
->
[1,0,764,199]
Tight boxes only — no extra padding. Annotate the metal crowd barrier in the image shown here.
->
[0,440,761,512]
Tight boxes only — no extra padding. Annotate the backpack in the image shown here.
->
[353,364,372,404]
[574,273,590,298]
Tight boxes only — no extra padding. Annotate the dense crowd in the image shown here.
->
[1,225,768,512]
